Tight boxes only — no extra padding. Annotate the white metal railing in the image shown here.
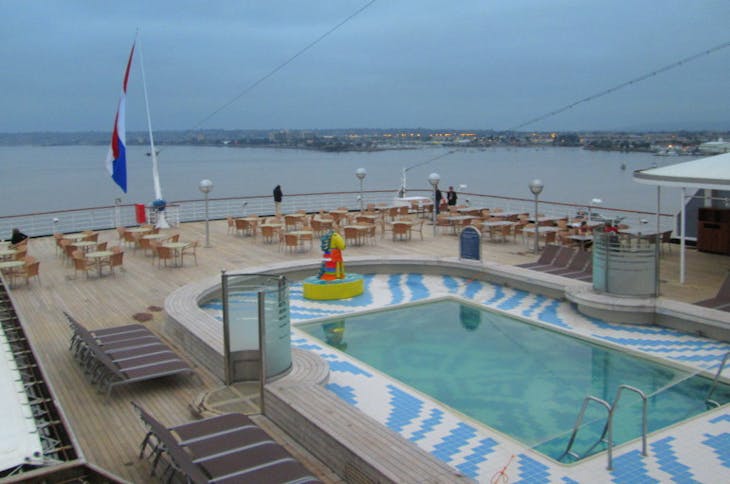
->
[0,190,674,239]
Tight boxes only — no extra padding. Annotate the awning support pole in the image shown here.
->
[680,187,686,284]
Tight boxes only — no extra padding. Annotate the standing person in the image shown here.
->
[446,186,458,206]
[273,185,283,217]
[434,186,443,214]
[10,228,28,245]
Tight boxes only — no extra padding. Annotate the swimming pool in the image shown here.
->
[298,299,730,462]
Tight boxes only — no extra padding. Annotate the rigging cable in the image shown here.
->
[189,0,378,131]
[508,40,730,131]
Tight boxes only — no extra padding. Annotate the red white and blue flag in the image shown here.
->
[105,42,135,193]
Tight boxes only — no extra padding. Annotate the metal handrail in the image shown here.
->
[559,384,648,471]
[558,395,611,463]
[0,190,675,240]
[706,351,730,405]
[606,384,648,470]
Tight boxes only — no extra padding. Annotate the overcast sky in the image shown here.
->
[2,0,728,133]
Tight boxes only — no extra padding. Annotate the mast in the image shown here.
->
[138,35,169,229]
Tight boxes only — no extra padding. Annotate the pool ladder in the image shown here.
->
[706,351,730,408]
[559,384,648,471]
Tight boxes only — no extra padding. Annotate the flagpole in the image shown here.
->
[138,34,169,229]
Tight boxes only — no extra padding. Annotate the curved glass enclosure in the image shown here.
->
[219,273,291,384]
[592,231,659,297]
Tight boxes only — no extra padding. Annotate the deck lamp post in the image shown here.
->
[356,168,367,211]
[429,172,441,236]
[199,179,213,248]
[529,179,544,254]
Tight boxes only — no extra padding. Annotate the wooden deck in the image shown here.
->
[3,218,729,482]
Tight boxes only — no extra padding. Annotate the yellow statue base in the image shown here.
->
[303,273,364,300]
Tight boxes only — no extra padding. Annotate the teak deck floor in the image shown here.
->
[3,219,728,482]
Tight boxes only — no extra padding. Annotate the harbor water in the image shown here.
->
[0,145,690,217]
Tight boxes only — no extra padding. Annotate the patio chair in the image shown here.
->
[156,246,175,268]
[260,225,278,244]
[695,273,730,309]
[516,244,560,269]
[100,250,124,275]
[344,226,361,246]
[15,259,40,286]
[53,232,64,255]
[283,233,300,253]
[181,241,199,266]
[406,219,423,240]
[226,216,235,234]
[72,251,98,279]
[138,236,153,256]
[392,221,411,241]
[116,226,127,243]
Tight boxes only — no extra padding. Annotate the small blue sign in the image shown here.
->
[459,226,481,261]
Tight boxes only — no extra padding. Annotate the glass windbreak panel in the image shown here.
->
[264,283,291,375]
[220,274,292,379]
[300,300,730,462]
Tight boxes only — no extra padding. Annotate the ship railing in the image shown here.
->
[0,190,675,239]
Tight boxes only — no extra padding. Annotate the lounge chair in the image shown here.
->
[65,313,195,399]
[131,402,321,484]
[544,249,590,275]
[695,273,730,309]
[516,244,560,269]
[563,257,593,281]
[533,246,575,272]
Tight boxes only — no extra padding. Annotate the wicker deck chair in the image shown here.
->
[695,273,730,309]
[516,244,560,268]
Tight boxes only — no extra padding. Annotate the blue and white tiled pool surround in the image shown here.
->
[285,273,730,484]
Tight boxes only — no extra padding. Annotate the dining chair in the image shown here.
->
[392,222,411,241]
[72,252,97,279]
[17,260,40,286]
[156,246,175,268]
[283,233,300,253]
[181,241,199,266]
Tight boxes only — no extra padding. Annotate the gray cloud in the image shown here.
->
[1,0,728,132]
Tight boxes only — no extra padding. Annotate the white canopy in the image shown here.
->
[633,152,730,190]
[633,152,730,284]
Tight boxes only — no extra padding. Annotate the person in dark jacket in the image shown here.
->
[446,186,458,206]
[273,185,283,216]
[10,228,28,245]
[434,187,442,214]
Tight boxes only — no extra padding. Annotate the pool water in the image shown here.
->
[299,299,730,461]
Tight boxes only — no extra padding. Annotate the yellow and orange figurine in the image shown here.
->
[303,230,364,300]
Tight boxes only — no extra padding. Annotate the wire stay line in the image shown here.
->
[190,0,378,131]
[508,40,730,131]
